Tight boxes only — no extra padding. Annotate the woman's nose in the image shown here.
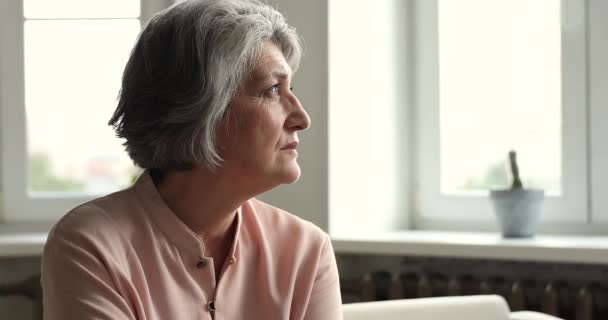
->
[285,94,311,131]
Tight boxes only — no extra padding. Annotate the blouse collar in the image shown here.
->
[131,171,242,261]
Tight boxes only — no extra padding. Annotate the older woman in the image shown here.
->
[40,0,342,319]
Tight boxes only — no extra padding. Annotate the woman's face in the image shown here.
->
[216,41,311,191]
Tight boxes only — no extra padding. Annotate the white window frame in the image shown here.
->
[589,0,608,223]
[0,0,170,222]
[414,0,591,230]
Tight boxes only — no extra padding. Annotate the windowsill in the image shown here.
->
[0,223,52,257]
[3,224,608,265]
[331,230,608,265]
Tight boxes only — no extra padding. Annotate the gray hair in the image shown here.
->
[109,0,302,172]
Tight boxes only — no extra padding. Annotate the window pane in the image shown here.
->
[24,0,139,19]
[24,20,140,194]
[438,0,561,194]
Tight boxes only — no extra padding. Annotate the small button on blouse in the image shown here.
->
[197,258,208,269]
[207,300,216,312]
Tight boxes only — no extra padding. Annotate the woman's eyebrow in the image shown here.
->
[250,67,291,83]
[271,69,290,79]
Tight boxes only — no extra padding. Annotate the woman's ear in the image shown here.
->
[214,109,237,151]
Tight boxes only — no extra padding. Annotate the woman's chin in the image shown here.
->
[280,165,302,184]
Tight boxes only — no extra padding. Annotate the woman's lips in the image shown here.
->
[281,141,299,150]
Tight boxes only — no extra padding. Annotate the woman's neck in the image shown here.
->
[154,167,245,245]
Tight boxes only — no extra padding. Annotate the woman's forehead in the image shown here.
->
[249,43,292,81]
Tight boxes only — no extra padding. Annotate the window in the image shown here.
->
[0,0,169,221]
[329,0,608,235]
[438,0,562,194]
[415,0,604,230]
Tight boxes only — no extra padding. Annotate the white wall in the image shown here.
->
[328,0,412,235]
[261,0,414,235]
[258,0,330,230]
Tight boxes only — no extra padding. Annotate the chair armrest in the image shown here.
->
[343,295,511,320]
[510,311,564,320]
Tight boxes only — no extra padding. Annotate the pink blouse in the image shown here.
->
[41,173,343,319]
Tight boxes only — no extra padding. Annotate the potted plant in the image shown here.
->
[489,151,544,238]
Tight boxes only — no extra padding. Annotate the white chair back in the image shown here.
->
[342,295,511,320]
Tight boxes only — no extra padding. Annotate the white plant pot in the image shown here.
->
[489,189,544,238]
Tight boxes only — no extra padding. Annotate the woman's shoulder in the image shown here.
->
[46,189,138,253]
[241,199,335,284]
[244,198,329,244]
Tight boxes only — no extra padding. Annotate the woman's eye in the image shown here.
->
[265,84,280,97]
